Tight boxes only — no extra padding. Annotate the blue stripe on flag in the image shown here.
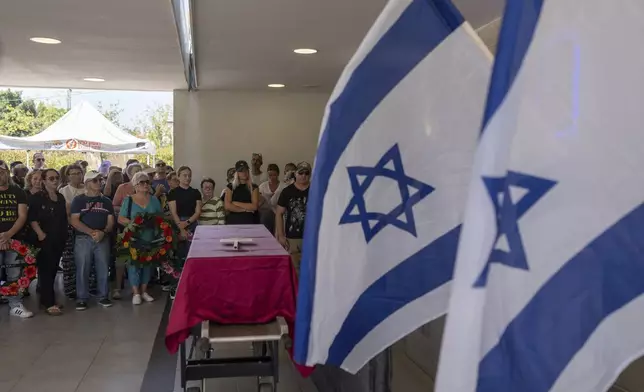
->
[477,203,644,392]
[327,226,460,365]
[295,0,464,364]
[481,0,546,130]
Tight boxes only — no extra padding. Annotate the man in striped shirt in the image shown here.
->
[199,178,225,225]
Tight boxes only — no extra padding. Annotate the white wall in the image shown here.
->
[173,90,329,193]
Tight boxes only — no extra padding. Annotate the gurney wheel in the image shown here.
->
[258,382,274,392]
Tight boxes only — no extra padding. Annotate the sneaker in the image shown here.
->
[132,294,142,305]
[112,289,122,300]
[9,304,34,318]
[141,293,155,303]
[76,302,88,311]
[162,284,171,292]
[170,288,176,300]
[98,299,113,308]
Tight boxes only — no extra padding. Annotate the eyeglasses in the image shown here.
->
[69,172,82,176]
[138,180,150,185]
[298,171,311,176]
[46,176,59,181]
[35,158,45,162]
[155,163,166,168]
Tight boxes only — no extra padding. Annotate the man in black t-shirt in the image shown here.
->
[0,160,33,318]
[276,161,311,274]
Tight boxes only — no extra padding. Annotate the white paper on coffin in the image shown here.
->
[220,238,254,250]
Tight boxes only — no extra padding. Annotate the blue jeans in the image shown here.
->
[0,250,22,308]
[75,235,110,301]
[127,265,151,287]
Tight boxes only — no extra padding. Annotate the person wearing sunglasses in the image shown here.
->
[31,152,46,170]
[118,172,162,305]
[275,162,312,275]
[59,164,88,300]
[152,160,169,197]
[28,169,68,315]
[70,171,115,311]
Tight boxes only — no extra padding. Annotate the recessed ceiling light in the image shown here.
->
[30,37,61,45]
[268,84,285,88]
[83,77,105,82]
[294,48,318,55]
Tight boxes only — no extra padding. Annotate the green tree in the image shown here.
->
[134,104,173,149]
[0,89,68,137]
[28,102,67,135]
[0,90,23,111]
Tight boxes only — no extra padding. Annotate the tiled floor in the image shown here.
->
[0,283,320,392]
[0,280,433,392]
[0,287,165,392]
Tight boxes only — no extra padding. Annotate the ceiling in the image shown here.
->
[0,0,185,90]
[0,0,503,92]
[193,0,503,91]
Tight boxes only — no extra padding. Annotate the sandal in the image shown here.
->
[46,306,63,316]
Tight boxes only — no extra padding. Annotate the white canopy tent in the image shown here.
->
[0,101,156,154]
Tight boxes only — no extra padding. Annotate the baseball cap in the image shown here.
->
[84,170,102,183]
[296,162,312,173]
[235,160,250,172]
[0,160,8,171]
[143,167,157,175]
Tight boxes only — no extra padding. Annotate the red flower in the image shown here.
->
[17,245,28,256]
[8,284,19,296]
[18,277,30,289]
[123,231,133,241]
[155,216,164,225]
[146,256,152,262]
[24,255,36,265]
[24,266,37,279]
[134,216,144,225]
[162,243,171,250]
[164,228,172,237]
[0,287,9,296]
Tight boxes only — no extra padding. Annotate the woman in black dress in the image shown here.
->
[224,160,260,225]
[28,169,68,316]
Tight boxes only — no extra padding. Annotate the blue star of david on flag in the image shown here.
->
[339,144,435,243]
[473,171,557,287]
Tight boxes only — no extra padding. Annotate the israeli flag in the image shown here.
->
[294,0,492,372]
[436,1,644,391]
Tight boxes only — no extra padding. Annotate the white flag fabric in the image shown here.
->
[294,0,491,373]
[437,1,644,391]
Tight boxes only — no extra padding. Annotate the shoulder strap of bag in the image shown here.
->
[126,196,133,219]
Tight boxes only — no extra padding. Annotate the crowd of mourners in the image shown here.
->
[0,151,311,318]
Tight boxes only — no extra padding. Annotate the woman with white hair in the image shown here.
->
[117,172,161,305]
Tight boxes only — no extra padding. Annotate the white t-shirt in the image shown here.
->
[258,181,285,209]
[251,171,268,186]
[59,184,85,204]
